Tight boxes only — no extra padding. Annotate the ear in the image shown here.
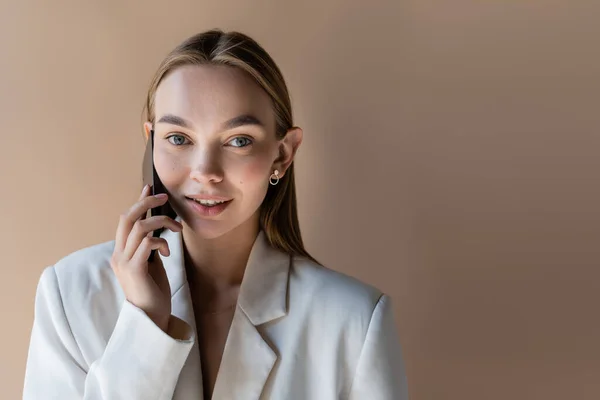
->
[143,121,153,142]
[272,127,303,179]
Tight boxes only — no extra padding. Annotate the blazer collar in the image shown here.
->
[160,215,291,325]
[158,216,291,400]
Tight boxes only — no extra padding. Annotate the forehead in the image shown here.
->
[154,64,275,131]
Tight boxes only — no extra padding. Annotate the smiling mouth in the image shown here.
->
[185,197,233,207]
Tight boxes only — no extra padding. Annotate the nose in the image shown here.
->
[188,148,224,184]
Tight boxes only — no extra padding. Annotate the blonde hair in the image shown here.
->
[142,29,319,265]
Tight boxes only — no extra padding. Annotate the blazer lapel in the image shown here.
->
[160,220,291,400]
[212,229,291,400]
[159,219,204,400]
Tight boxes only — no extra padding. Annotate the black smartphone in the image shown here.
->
[142,129,177,262]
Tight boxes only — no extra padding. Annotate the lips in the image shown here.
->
[185,195,232,202]
[186,197,233,217]
[187,197,230,206]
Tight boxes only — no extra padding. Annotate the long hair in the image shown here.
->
[142,29,319,265]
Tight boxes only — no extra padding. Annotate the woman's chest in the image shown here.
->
[195,308,236,398]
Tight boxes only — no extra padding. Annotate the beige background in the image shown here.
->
[1,1,599,399]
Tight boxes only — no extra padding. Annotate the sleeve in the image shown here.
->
[348,294,409,400]
[23,266,195,400]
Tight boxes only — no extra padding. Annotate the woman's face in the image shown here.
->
[144,64,299,239]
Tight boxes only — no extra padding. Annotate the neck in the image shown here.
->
[181,216,260,299]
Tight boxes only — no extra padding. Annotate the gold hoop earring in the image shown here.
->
[269,169,280,185]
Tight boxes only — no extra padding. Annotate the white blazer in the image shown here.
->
[23,219,409,400]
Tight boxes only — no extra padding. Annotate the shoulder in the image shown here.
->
[289,255,386,323]
[37,239,121,308]
[51,239,117,289]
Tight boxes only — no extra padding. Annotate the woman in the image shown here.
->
[23,29,408,400]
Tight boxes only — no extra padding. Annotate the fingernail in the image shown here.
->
[155,193,167,198]
[141,184,148,194]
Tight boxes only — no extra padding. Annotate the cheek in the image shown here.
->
[237,159,269,187]
[154,151,184,184]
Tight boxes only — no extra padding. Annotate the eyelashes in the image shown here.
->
[165,134,254,148]
[229,136,253,148]
[166,135,187,146]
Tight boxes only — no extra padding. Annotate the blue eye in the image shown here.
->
[165,134,252,148]
[167,135,188,146]
[229,137,253,148]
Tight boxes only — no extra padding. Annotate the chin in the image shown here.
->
[183,219,232,239]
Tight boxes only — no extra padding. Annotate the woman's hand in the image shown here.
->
[110,184,183,332]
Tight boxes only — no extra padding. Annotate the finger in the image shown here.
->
[123,215,182,260]
[139,184,150,200]
[115,192,169,253]
[130,236,170,267]
[138,184,151,220]
[115,184,151,251]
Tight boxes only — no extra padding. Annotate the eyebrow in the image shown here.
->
[156,113,266,131]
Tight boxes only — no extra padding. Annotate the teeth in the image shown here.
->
[193,199,227,206]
